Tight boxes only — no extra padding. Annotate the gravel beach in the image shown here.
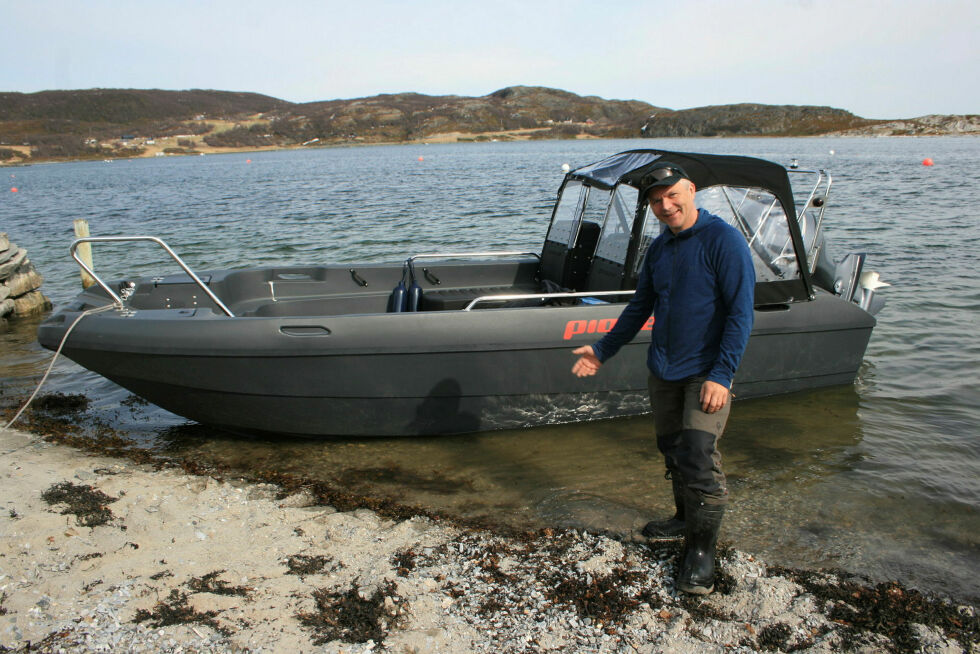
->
[1,425,977,654]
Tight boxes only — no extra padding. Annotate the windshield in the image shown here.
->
[546,180,586,247]
[595,184,638,264]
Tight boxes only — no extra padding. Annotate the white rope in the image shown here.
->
[2,303,116,432]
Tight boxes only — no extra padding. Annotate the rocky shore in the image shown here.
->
[0,233,50,324]
[1,422,977,653]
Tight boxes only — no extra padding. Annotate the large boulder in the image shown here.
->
[11,290,51,317]
[3,267,44,297]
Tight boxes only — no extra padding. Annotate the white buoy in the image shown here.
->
[829,149,835,155]
[561,163,571,172]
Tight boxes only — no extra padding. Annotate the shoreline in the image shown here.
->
[3,131,977,168]
[1,423,977,653]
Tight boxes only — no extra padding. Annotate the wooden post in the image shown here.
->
[72,219,96,289]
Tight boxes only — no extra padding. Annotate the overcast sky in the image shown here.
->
[3,0,977,119]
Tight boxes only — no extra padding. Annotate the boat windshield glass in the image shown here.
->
[582,186,610,230]
[547,180,586,247]
[595,184,638,264]
[695,185,801,281]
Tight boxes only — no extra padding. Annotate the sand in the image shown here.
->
[1,425,976,653]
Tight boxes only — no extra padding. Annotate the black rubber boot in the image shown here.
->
[676,490,725,595]
[642,476,685,540]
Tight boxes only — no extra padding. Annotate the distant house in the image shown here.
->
[120,134,136,140]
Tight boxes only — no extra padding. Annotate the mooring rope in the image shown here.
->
[2,303,116,432]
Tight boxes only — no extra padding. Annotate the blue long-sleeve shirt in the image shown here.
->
[592,209,755,387]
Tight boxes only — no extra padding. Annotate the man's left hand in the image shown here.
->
[700,380,731,414]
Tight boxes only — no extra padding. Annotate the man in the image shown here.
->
[571,161,755,595]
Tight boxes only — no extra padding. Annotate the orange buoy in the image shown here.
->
[418,156,424,162]
[246,159,252,164]
[922,158,934,166]
[10,187,17,192]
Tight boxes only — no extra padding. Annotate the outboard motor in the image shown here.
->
[829,252,888,316]
[856,270,889,315]
[832,252,866,303]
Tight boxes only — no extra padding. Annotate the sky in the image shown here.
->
[3,0,977,120]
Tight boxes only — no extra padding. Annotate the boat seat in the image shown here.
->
[418,283,541,311]
[537,221,601,291]
[584,256,626,292]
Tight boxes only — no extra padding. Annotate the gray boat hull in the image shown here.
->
[39,263,873,436]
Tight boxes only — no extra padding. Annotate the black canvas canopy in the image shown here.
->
[567,148,813,302]
[568,149,798,223]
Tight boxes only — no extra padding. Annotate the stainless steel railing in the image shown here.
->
[463,289,635,311]
[69,236,235,317]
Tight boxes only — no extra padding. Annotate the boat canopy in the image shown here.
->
[557,149,814,304]
[567,149,798,224]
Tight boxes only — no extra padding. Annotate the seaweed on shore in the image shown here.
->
[186,570,252,597]
[133,589,230,635]
[547,567,646,626]
[296,581,401,645]
[285,554,333,577]
[756,621,793,651]
[770,565,980,653]
[392,548,417,577]
[40,481,118,527]
[30,392,90,417]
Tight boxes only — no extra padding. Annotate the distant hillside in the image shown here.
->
[0,89,289,123]
[205,86,663,147]
[640,104,882,137]
[0,87,974,164]
[0,89,290,161]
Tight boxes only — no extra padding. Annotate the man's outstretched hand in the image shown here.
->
[571,346,602,377]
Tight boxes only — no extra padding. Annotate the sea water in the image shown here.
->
[2,137,978,601]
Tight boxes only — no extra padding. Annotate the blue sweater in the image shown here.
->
[592,209,755,387]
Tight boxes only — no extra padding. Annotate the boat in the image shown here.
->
[37,149,887,437]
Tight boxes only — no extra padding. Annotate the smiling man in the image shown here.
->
[571,161,755,595]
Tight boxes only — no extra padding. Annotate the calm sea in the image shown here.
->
[2,137,978,601]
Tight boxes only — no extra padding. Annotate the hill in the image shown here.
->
[0,87,975,164]
[640,103,881,137]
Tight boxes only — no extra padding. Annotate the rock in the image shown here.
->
[3,268,43,297]
[0,232,9,251]
[11,290,51,317]
[0,242,21,265]
[0,248,27,278]
[0,284,9,302]
[0,298,12,318]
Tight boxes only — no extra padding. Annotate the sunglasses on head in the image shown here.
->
[643,167,684,184]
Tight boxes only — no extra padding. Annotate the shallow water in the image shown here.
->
[2,137,978,602]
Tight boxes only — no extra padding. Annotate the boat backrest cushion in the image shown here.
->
[584,256,625,292]
[538,221,602,291]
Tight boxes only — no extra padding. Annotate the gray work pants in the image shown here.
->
[647,375,731,504]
